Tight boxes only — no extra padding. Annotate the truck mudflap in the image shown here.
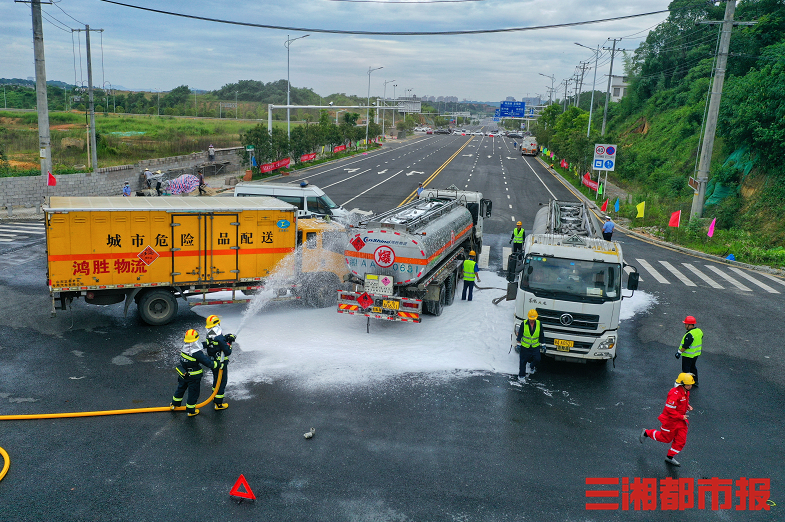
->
[337,291,422,323]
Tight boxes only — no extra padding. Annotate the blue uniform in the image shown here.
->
[205,334,233,407]
[171,348,217,414]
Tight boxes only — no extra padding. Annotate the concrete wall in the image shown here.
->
[1,147,245,212]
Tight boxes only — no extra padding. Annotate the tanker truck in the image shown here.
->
[505,200,639,363]
[337,187,492,324]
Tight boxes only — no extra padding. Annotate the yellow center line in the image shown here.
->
[399,137,475,207]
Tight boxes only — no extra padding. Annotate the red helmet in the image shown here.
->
[683,316,696,325]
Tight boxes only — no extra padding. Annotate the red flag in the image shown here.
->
[47,171,57,186]
[668,210,681,228]
[707,217,716,238]
[601,199,608,212]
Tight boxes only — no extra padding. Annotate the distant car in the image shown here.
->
[426,129,433,134]
[474,131,483,136]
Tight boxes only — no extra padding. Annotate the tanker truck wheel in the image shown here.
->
[444,273,456,306]
[137,289,178,325]
[426,283,446,316]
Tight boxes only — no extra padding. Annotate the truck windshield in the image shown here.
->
[520,256,621,303]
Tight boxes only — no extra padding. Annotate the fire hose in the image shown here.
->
[0,368,223,484]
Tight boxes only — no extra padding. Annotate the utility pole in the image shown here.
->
[691,0,755,219]
[576,63,589,108]
[562,79,570,112]
[73,26,102,172]
[31,0,52,180]
[601,38,623,136]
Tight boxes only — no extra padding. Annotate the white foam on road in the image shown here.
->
[190,273,657,396]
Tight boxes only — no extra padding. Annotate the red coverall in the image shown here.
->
[645,385,690,458]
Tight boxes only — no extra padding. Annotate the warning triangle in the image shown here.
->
[229,474,256,500]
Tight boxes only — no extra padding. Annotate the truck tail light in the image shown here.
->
[341,294,356,301]
[402,301,418,309]
[86,292,95,299]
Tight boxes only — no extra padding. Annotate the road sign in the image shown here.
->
[245,145,254,151]
[493,117,500,122]
[688,176,699,192]
[593,143,617,171]
[229,474,256,501]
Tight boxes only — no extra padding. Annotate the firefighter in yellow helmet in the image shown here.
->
[461,250,481,301]
[510,221,525,254]
[203,315,236,410]
[170,329,218,417]
[640,373,694,466]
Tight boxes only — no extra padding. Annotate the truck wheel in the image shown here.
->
[428,283,446,316]
[444,273,456,306]
[138,289,178,325]
[305,274,339,308]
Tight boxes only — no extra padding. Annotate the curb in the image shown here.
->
[535,157,785,279]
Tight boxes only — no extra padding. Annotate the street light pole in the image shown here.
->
[383,79,395,137]
[285,34,310,140]
[235,91,238,119]
[392,84,397,130]
[156,88,160,116]
[575,42,600,137]
[366,66,383,149]
[538,73,555,105]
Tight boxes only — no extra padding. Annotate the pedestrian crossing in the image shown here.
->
[630,258,784,294]
[0,221,46,243]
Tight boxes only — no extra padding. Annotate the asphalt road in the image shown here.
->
[0,130,782,521]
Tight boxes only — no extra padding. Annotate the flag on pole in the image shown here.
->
[251,156,257,167]
[636,201,646,218]
[614,198,620,212]
[708,217,716,238]
[668,210,681,227]
[47,171,57,186]
[601,199,608,212]
[598,183,603,196]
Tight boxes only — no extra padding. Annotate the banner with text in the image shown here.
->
[582,172,599,192]
[333,145,347,153]
[260,158,291,173]
[300,153,317,163]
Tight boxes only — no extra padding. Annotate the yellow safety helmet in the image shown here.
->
[517,221,522,226]
[205,315,221,329]
[527,309,538,320]
[184,329,200,343]
[469,250,476,256]
[675,373,696,385]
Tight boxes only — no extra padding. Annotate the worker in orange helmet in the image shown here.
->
[675,315,702,387]
[640,373,694,466]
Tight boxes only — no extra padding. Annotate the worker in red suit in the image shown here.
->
[639,372,694,467]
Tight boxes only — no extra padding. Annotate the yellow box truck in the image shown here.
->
[44,196,347,325]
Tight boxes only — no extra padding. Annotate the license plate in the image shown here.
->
[554,339,573,352]
[382,299,400,310]
[372,306,382,313]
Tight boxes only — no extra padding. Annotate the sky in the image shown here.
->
[2,0,671,102]
[184,272,657,395]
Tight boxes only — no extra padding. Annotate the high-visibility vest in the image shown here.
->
[520,320,541,349]
[513,228,525,244]
[463,259,477,282]
[680,328,702,357]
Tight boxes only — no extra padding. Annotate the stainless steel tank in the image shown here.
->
[345,199,473,285]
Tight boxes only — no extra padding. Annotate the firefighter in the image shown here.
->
[461,250,481,301]
[170,329,218,417]
[204,315,236,410]
[675,315,702,387]
[516,309,545,381]
[640,373,694,466]
[510,221,525,254]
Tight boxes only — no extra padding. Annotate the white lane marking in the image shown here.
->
[703,265,752,291]
[502,246,512,270]
[509,205,512,209]
[755,272,785,287]
[623,265,643,282]
[659,261,696,287]
[507,195,510,199]
[341,171,403,206]
[478,245,490,269]
[521,156,557,200]
[511,216,515,222]
[637,259,670,284]
[681,263,723,289]
[727,267,780,293]
[0,227,46,235]
[0,238,13,242]
[321,169,371,189]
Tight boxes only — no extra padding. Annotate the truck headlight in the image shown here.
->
[598,337,616,350]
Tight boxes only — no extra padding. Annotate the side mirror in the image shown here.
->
[506,281,518,301]
[627,272,639,291]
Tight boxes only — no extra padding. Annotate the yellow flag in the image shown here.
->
[636,201,646,218]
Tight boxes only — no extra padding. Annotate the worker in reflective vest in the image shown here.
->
[640,372,694,467]
[171,329,218,417]
[510,222,525,254]
[461,250,481,301]
[516,309,545,381]
[675,315,703,387]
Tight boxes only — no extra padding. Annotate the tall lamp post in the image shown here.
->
[366,66,383,149]
[392,84,397,130]
[103,82,114,113]
[575,42,600,137]
[155,88,160,116]
[538,73,555,105]
[285,34,310,139]
[383,79,395,137]
[235,91,238,119]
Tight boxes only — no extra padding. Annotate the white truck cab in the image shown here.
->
[234,182,350,221]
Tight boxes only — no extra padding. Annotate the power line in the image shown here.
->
[53,0,87,26]
[99,0,675,36]
[40,10,72,32]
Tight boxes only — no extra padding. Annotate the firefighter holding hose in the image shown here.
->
[204,315,235,411]
[170,329,218,417]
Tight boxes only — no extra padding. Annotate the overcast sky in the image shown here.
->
[2,0,671,102]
